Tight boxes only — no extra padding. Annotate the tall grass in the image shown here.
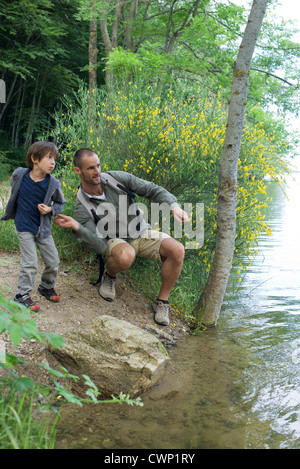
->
[0,388,59,449]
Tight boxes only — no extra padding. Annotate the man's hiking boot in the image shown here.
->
[152,300,170,326]
[99,270,116,302]
[38,285,60,302]
[14,293,40,312]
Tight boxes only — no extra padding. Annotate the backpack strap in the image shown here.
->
[76,186,100,224]
[76,187,104,285]
[101,172,137,200]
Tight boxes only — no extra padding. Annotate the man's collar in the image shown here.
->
[80,184,107,201]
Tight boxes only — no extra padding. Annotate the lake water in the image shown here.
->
[56,168,300,450]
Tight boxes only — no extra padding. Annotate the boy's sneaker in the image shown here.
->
[14,294,40,312]
[152,300,170,326]
[38,285,60,302]
[99,270,116,302]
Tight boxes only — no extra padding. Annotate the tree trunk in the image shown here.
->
[14,80,26,146]
[11,77,21,144]
[193,0,269,328]
[99,0,123,91]
[89,19,97,92]
[125,0,138,51]
[88,1,98,130]
[100,17,114,91]
[156,0,201,96]
[24,76,39,147]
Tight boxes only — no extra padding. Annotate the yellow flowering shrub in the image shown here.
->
[98,85,288,272]
[49,84,290,311]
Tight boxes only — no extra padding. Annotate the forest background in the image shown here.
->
[0,0,299,323]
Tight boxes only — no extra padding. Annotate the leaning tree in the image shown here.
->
[193,0,270,328]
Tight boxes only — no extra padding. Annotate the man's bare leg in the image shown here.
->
[106,242,136,277]
[151,238,184,326]
[157,238,185,301]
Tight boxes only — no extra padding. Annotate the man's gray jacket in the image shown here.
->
[1,167,66,238]
[73,170,179,255]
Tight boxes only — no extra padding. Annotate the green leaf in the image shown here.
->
[8,323,23,347]
[14,376,35,392]
[85,389,99,403]
[12,312,31,321]
[39,363,66,378]
[43,333,64,348]
[0,313,10,332]
[52,380,83,406]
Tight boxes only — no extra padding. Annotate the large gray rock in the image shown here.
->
[49,315,170,398]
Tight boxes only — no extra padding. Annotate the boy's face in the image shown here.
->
[32,153,56,174]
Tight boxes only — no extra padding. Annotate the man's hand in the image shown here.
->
[171,205,189,223]
[38,204,52,215]
[53,214,80,232]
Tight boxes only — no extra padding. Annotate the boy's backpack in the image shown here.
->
[76,172,141,285]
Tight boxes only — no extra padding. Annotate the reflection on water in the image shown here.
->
[221,169,300,448]
[57,171,300,450]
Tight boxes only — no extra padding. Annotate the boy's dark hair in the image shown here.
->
[26,141,58,169]
[73,148,96,169]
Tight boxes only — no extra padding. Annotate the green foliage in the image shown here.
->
[0,0,90,150]
[250,14,300,113]
[0,0,299,162]
[0,292,63,349]
[74,0,109,21]
[0,132,25,179]
[102,0,300,114]
[0,387,59,449]
[106,47,145,77]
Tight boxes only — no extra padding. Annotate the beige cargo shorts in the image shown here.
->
[104,229,171,263]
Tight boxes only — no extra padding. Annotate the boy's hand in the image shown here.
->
[38,204,52,215]
[53,214,80,232]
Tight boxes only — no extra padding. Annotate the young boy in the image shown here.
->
[1,141,66,311]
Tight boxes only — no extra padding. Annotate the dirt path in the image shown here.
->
[0,251,190,380]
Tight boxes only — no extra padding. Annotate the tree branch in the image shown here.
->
[111,1,123,48]
[251,66,299,87]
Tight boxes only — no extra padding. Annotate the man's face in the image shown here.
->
[75,154,101,186]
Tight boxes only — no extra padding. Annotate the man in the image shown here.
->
[54,148,188,326]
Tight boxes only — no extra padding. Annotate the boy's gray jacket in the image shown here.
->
[73,170,179,255]
[1,167,66,238]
